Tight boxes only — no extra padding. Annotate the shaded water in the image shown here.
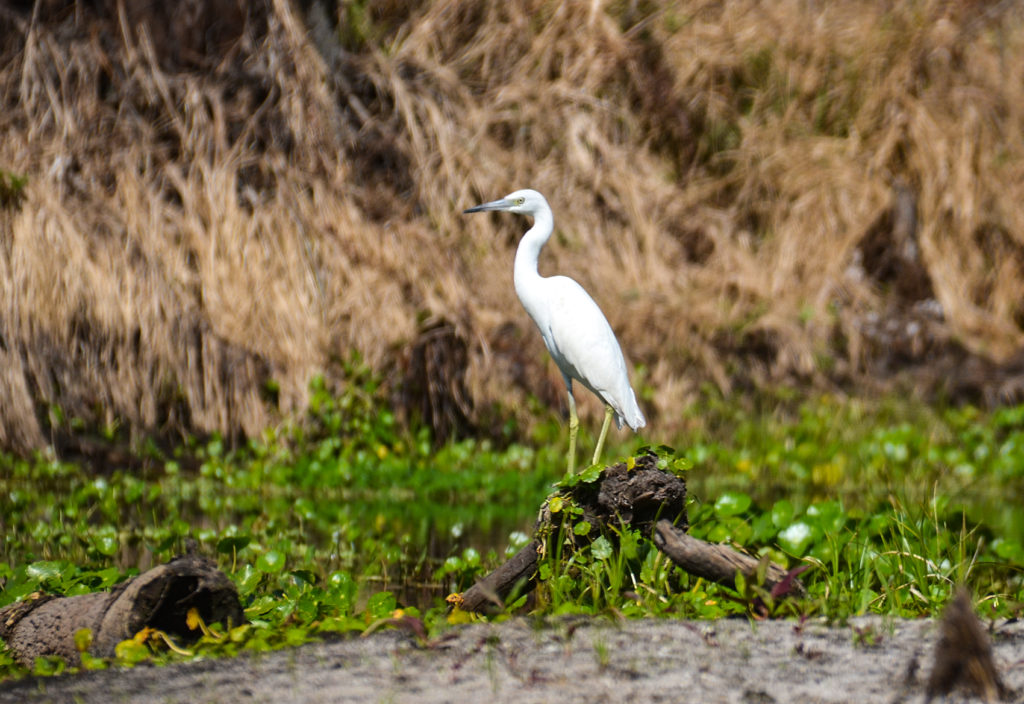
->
[0,462,547,611]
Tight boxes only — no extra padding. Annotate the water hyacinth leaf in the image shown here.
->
[114,638,150,665]
[257,550,286,574]
[66,582,93,597]
[654,451,673,471]
[327,570,357,609]
[461,547,480,566]
[729,518,754,545]
[866,513,890,536]
[289,569,317,586]
[671,456,693,475]
[234,564,262,595]
[806,500,846,533]
[777,521,816,556]
[538,562,552,581]
[32,656,65,677]
[153,534,177,553]
[74,628,93,653]
[245,595,277,617]
[591,535,613,561]
[751,511,777,542]
[992,539,1024,563]
[26,561,62,582]
[217,536,251,554]
[366,591,396,620]
[770,499,795,528]
[292,596,319,624]
[93,534,118,557]
[573,520,592,536]
[558,471,581,488]
[284,627,310,646]
[714,491,752,517]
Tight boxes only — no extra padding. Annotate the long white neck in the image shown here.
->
[513,203,554,311]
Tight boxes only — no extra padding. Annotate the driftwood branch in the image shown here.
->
[457,539,542,613]
[653,520,806,596]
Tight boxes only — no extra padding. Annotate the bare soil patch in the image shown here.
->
[1,617,1021,704]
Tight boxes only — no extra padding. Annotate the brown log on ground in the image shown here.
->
[0,555,244,667]
[653,520,806,596]
[457,453,688,614]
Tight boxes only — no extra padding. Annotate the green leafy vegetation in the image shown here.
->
[2,377,1022,681]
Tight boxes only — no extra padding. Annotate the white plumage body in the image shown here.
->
[514,270,645,431]
[465,188,646,460]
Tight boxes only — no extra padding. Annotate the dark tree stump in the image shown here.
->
[0,555,244,667]
[455,453,804,614]
[553,455,689,536]
[456,453,688,613]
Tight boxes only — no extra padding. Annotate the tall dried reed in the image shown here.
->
[0,0,1022,453]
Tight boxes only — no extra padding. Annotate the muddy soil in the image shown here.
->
[1,617,1021,704]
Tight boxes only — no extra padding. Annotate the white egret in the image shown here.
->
[464,189,645,474]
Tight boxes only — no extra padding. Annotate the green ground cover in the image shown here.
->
[1,376,1022,680]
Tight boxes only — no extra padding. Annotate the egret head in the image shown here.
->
[464,188,549,217]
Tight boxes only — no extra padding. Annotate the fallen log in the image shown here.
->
[0,554,244,667]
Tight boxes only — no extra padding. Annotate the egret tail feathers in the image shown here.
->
[616,389,646,432]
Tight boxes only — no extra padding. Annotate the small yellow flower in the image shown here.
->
[812,461,842,486]
[186,607,202,631]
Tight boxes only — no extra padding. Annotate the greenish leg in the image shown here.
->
[566,388,579,475]
[591,405,614,467]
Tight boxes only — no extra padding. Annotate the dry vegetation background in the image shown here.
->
[1,0,1024,457]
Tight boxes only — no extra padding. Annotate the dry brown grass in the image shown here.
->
[1,0,1023,454]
